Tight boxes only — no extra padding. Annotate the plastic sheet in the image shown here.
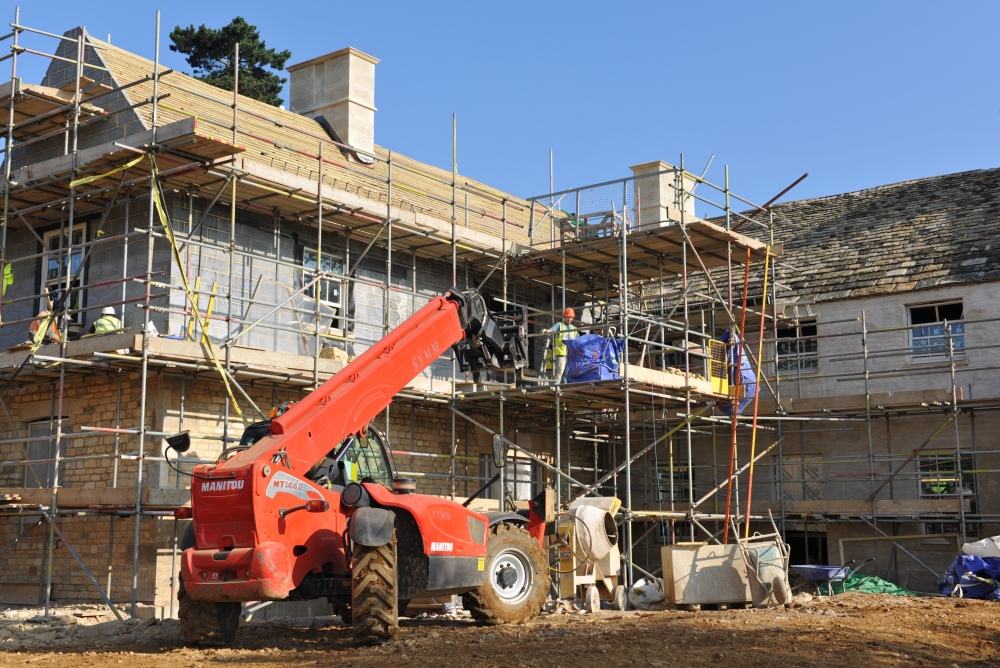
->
[938,554,1000,600]
[566,334,622,383]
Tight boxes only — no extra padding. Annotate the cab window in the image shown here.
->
[340,431,393,487]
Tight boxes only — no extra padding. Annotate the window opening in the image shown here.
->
[25,418,69,488]
[776,319,818,374]
[43,228,85,325]
[909,302,964,360]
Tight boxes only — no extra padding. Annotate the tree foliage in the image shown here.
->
[169,17,291,107]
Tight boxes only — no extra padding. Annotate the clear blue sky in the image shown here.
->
[11,1,1000,207]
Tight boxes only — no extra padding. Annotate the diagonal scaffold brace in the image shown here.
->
[41,509,124,620]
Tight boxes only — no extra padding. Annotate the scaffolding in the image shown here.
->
[0,8,989,618]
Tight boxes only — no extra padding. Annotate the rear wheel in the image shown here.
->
[352,531,397,645]
[176,524,242,647]
[177,576,241,646]
[463,523,547,624]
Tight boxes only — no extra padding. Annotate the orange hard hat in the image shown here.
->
[563,307,575,319]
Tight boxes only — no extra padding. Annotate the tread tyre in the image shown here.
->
[463,523,547,625]
[352,530,397,645]
[177,576,241,646]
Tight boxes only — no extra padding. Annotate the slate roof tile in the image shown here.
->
[764,168,1000,303]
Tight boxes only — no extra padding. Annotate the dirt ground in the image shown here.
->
[0,593,997,667]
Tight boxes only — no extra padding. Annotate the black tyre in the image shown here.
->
[352,531,397,645]
[177,524,241,646]
[463,523,547,625]
[177,575,241,646]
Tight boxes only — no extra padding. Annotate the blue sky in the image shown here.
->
[11,1,1000,207]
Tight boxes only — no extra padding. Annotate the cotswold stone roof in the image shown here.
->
[767,167,1000,304]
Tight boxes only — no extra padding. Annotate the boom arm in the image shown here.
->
[216,289,525,475]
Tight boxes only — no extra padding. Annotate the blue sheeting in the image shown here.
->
[718,329,756,417]
[938,554,1000,600]
[566,334,622,383]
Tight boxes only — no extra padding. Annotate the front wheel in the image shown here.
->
[352,531,397,645]
[463,523,547,624]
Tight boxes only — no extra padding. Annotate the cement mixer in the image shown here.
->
[555,497,625,612]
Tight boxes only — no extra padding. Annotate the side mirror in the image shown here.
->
[167,431,191,454]
[492,433,507,469]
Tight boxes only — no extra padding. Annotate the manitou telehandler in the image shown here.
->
[167,289,551,646]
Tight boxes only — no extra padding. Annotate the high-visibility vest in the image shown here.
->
[29,312,61,345]
[2,263,12,296]
[92,315,122,334]
[552,322,577,357]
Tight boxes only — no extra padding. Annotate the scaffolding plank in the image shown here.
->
[756,387,964,415]
[0,487,190,509]
[750,498,972,515]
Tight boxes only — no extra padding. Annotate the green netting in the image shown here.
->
[816,573,917,596]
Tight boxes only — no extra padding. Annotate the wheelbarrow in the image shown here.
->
[791,558,875,596]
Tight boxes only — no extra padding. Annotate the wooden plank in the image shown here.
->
[145,335,344,376]
[0,487,190,509]
[0,332,135,370]
[623,364,717,397]
[750,498,972,515]
[757,387,965,415]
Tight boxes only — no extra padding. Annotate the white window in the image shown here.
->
[302,248,342,308]
[908,302,964,362]
[24,418,68,488]
[776,319,818,375]
[918,453,973,499]
[43,228,85,323]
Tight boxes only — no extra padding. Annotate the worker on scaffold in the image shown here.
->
[88,306,122,335]
[546,307,577,385]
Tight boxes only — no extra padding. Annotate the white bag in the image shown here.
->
[627,578,665,610]
[962,535,1000,559]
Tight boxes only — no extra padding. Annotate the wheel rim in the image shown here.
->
[490,547,532,605]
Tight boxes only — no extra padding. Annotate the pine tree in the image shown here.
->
[169,17,291,107]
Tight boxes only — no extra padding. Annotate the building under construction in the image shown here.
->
[1,10,997,616]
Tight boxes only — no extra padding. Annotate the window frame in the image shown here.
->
[24,418,69,489]
[42,227,86,324]
[301,248,344,309]
[775,318,819,376]
[917,452,974,499]
[907,300,965,364]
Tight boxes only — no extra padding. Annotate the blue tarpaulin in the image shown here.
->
[566,334,622,383]
[938,554,1000,600]
[718,329,756,417]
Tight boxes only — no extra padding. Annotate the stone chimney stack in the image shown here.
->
[629,160,695,229]
[287,47,378,160]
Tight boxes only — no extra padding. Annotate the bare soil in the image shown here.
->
[0,593,997,667]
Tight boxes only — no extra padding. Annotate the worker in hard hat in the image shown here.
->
[88,306,122,335]
[29,310,62,346]
[546,307,578,385]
